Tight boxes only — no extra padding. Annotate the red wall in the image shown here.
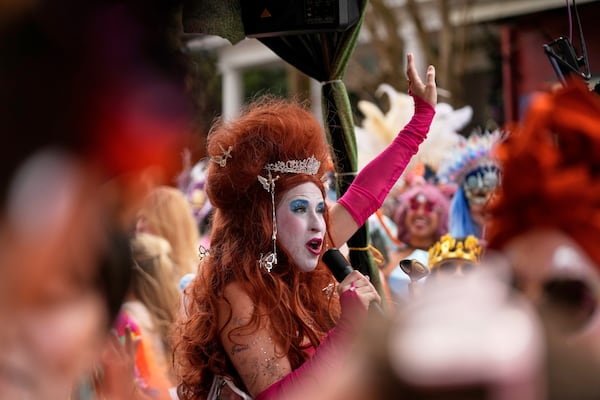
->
[501,1,600,122]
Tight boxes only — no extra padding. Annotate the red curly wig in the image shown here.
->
[172,96,341,399]
[487,79,600,266]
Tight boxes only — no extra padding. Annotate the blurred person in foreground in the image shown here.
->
[0,0,192,398]
[485,78,600,399]
[0,152,135,399]
[258,265,546,400]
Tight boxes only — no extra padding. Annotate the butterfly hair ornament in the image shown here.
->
[209,144,233,167]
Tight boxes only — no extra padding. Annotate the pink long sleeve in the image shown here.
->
[254,290,366,400]
[337,95,435,227]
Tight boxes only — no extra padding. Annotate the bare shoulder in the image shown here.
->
[217,281,254,332]
[218,281,292,396]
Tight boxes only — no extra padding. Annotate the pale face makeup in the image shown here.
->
[276,182,326,273]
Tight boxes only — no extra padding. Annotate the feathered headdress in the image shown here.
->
[436,129,503,187]
[437,130,503,238]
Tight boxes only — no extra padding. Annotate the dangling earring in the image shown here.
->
[257,170,279,272]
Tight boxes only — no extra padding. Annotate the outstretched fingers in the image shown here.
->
[426,64,436,87]
[406,53,423,88]
[406,53,437,107]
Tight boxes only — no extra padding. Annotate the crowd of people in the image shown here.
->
[3,1,600,400]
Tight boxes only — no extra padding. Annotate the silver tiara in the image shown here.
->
[264,155,320,175]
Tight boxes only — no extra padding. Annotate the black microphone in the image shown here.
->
[322,248,354,283]
[322,248,384,315]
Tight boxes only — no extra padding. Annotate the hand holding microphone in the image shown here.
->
[322,248,383,314]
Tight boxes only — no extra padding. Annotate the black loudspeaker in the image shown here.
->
[241,0,360,38]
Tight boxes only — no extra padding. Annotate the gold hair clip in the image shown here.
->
[210,144,233,167]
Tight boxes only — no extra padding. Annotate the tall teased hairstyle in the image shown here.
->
[487,80,600,266]
[173,95,339,399]
[130,233,180,363]
[393,183,450,245]
[139,186,199,277]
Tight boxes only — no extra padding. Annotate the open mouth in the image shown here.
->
[306,238,323,255]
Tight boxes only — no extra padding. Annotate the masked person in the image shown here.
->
[437,130,502,241]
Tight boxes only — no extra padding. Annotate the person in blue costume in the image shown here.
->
[437,130,502,241]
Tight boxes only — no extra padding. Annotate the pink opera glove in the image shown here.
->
[337,95,435,227]
[254,289,366,400]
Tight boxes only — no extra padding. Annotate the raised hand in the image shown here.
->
[406,52,437,107]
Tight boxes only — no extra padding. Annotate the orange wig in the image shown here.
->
[487,79,600,266]
[172,96,340,399]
